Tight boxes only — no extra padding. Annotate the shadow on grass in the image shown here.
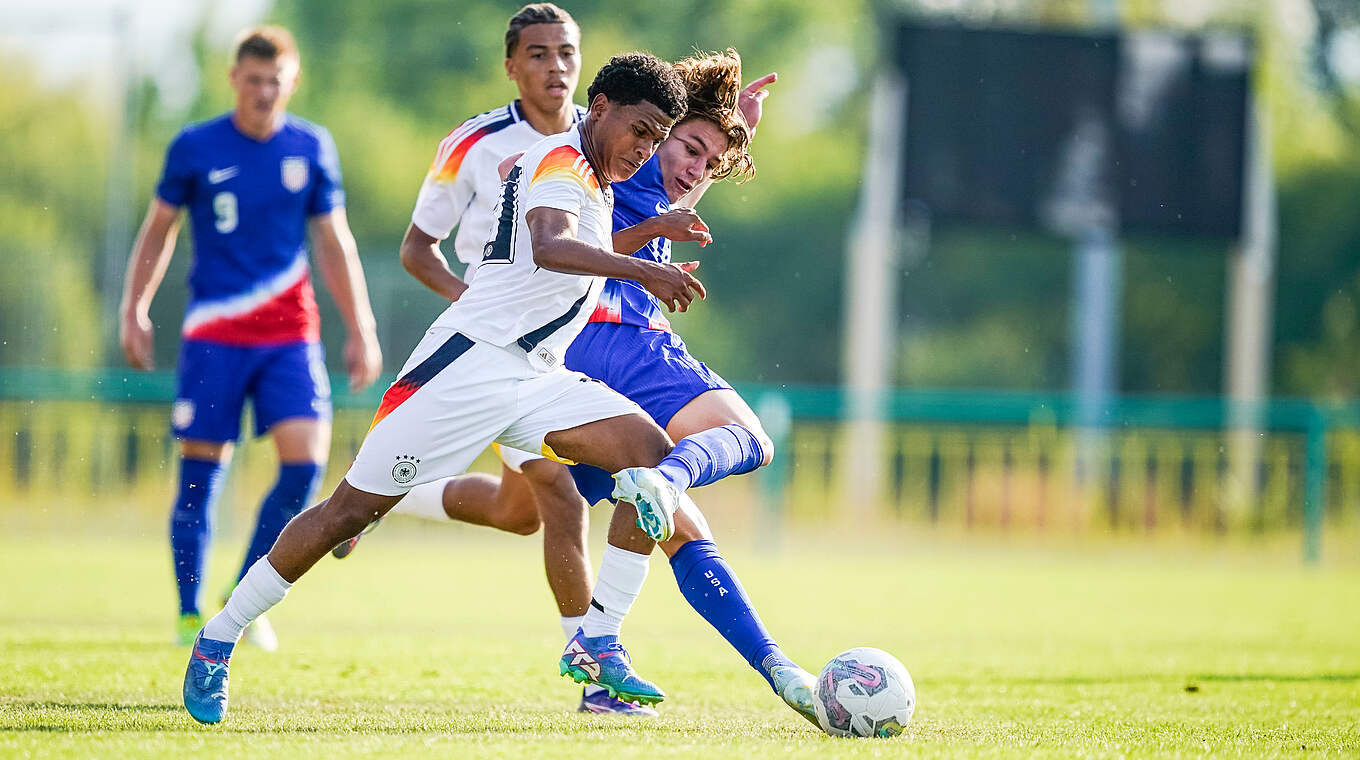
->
[936,672,1360,686]
[3,701,774,738]
[1193,673,1360,684]
[3,701,181,733]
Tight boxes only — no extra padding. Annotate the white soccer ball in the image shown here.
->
[812,647,915,738]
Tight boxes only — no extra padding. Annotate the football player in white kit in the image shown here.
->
[353,4,650,715]
[182,53,702,724]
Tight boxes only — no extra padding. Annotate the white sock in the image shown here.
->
[580,544,649,638]
[560,615,584,642]
[389,479,452,521]
[202,557,291,644]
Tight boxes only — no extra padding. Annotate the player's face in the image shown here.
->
[230,55,298,129]
[505,22,581,116]
[656,118,728,203]
[589,96,673,184]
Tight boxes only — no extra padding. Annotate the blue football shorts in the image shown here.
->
[171,339,332,443]
[562,322,731,505]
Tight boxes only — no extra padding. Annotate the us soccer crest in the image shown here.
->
[281,157,308,193]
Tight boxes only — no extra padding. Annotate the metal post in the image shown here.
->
[1303,408,1326,564]
[842,71,906,517]
[1225,100,1276,527]
[1067,0,1124,504]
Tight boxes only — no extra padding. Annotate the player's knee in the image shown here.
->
[323,496,383,540]
[504,503,542,536]
[633,432,673,468]
[495,485,543,536]
[752,427,775,467]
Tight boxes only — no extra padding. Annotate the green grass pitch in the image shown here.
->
[1,524,1357,758]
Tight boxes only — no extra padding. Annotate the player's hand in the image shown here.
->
[344,330,382,392]
[120,310,155,371]
[738,72,777,133]
[640,260,706,313]
[497,152,524,182]
[649,208,712,247]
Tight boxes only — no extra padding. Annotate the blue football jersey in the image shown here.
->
[156,112,343,344]
[587,154,674,331]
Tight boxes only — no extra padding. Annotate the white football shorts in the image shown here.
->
[346,327,641,497]
[494,443,545,473]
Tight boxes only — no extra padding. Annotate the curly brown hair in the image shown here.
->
[673,48,754,183]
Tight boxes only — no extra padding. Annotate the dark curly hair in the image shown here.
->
[504,3,576,58]
[586,52,687,121]
[674,48,754,182]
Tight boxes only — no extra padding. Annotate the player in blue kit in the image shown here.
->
[119,26,382,650]
[559,53,818,724]
[361,50,818,724]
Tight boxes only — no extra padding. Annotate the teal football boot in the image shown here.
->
[559,628,665,706]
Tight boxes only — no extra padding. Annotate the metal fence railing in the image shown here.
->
[3,370,1357,561]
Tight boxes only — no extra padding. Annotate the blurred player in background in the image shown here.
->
[119,26,382,651]
[183,52,715,725]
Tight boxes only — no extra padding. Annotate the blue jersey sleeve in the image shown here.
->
[308,128,345,216]
[155,131,194,207]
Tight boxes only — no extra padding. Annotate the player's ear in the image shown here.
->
[505,56,516,81]
[588,92,611,119]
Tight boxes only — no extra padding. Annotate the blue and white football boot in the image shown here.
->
[182,631,234,724]
[770,664,821,727]
[611,467,678,542]
[559,628,665,706]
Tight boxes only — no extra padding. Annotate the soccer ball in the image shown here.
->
[812,647,915,738]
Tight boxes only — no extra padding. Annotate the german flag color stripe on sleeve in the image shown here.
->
[428,111,515,185]
[368,332,475,431]
[530,145,600,194]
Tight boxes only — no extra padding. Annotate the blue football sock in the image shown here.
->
[169,457,227,616]
[234,462,323,584]
[655,424,765,492]
[669,538,794,691]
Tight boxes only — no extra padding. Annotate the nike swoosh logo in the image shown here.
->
[208,167,239,184]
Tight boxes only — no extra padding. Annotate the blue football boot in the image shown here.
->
[183,631,234,724]
[578,686,660,716]
[559,628,665,706]
[611,467,678,542]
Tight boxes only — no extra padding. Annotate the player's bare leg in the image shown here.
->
[184,479,400,723]
[437,466,542,534]
[517,459,593,619]
[664,389,774,466]
[545,413,675,705]
[568,392,815,725]
[226,417,328,652]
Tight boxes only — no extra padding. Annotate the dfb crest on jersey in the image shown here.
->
[281,157,308,193]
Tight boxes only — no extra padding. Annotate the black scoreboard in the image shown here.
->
[894,20,1251,239]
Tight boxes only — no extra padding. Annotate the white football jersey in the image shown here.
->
[410,101,587,281]
[432,124,614,372]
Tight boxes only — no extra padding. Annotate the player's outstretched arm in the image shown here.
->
[676,71,777,210]
[612,208,711,254]
[119,199,182,371]
[398,224,468,302]
[310,209,382,391]
[527,207,706,312]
